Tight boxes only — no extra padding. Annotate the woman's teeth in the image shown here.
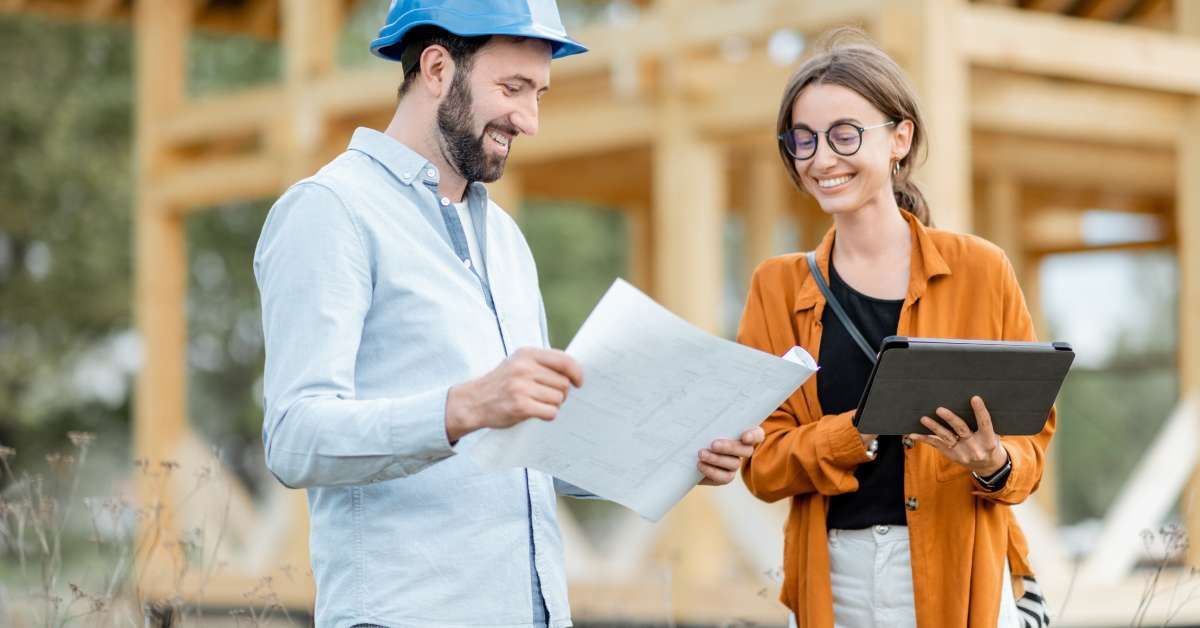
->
[818,174,853,188]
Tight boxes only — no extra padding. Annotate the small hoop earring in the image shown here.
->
[893,160,901,176]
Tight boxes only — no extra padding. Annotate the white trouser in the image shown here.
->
[787,525,1021,628]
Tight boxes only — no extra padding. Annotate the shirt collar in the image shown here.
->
[348,127,493,207]
[347,127,437,187]
[794,209,952,313]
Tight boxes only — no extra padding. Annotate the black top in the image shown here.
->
[819,259,907,530]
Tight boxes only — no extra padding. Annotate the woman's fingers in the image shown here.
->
[920,416,959,448]
[935,407,974,439]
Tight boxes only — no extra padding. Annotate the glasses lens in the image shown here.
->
[829,123,862,155]
[787,129,818,159]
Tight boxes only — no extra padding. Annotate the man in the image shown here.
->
[254,2,764,626]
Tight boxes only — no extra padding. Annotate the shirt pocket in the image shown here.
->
[935,454,971,482]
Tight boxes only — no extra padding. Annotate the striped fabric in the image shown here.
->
[1016,576,1051,628]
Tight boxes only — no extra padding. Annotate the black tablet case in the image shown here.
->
[853,337,1074,436]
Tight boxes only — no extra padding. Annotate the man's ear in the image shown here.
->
[417,44,455,98]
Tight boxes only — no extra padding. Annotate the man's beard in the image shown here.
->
[436,69,512,184]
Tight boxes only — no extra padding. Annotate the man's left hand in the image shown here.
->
[697,427,765,486]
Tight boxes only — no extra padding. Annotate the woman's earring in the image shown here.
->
[893,160,901,176]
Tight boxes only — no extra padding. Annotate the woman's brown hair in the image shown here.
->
[776,27,931,226]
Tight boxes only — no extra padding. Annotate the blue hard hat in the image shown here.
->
[370,0,588,64]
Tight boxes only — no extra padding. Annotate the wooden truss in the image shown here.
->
[4,0,1199,623]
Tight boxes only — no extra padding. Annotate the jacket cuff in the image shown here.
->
[821,411,873,468]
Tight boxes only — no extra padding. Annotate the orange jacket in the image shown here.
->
[737,210,1054,627]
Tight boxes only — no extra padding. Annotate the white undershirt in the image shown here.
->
[454,201,487,282]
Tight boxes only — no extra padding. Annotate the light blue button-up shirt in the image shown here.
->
[254,128,576,628]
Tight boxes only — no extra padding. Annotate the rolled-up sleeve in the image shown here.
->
[254,182,455,489]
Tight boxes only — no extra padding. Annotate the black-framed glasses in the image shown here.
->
[779,121,896,160]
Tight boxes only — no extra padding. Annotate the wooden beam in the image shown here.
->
[744,149,785,278]
[909,0,972,233]
[554,0,883,79]
[1076,0,1141,21]
[1179,0,1200,569]
[627,203,654,295]
[972,133,1175,195]
[513,97,656,165]
[133,0,192,591]
[959,3,1200,93]
[275,0,340,183]
[652,97,726,333]
[521,149,650,209]
[970,69,1187,148]
[159,154,288,213]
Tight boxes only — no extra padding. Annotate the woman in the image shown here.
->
[737,29,1053,628]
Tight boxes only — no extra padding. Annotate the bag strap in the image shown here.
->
[806,251,877,364]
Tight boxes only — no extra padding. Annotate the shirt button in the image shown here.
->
[440,197,450,206]
[905,496,919,511]
[463,259,472,268]
[874,524,890,535]
[426,168,436,178]
[902,436,914,449]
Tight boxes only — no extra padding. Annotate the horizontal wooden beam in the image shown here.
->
[958,3,1200,93]
[970,69,1187,147]
[157,154,287,213]
[973,132,1175,194]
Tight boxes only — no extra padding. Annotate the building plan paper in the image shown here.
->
[468,278,817,521]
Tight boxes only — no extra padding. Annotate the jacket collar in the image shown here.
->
[794,209,952,313]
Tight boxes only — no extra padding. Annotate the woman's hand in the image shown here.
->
[697,427,765,486]
[909,395,1008,476]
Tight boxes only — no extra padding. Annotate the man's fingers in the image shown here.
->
[529,349,584,387]
[699,449,742,472]
[526,383,568,407]
[935,407,974,439]
[531,367,572,394]
[709,438,755,459]
[521,400,560,422]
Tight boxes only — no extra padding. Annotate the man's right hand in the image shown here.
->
[444,348,584,444]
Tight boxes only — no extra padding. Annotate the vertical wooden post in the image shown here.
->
[133,0,192,589]
[277,0,341,182]
[745,149,784,278]
[627,203,654,295]
[908,0,972,234]
[652,97,726,334]
[649,3,731,616]
[1178,0,1200,568]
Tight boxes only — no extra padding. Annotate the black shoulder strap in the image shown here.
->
[806,251,877,364]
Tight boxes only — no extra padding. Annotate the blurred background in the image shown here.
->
[0,0,1197,625]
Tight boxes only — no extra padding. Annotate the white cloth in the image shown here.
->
[786,525,1021,628]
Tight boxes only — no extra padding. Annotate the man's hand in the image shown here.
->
[697,426,765,486]
[445,348,584,443]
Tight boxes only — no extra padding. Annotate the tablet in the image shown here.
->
[852,337,1074,436]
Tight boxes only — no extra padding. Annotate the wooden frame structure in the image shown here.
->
[5,0,1199,623]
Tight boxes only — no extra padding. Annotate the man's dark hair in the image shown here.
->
[397,26,491,98]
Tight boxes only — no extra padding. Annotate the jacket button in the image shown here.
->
[905,496,919,511]
[902,436,914,449]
